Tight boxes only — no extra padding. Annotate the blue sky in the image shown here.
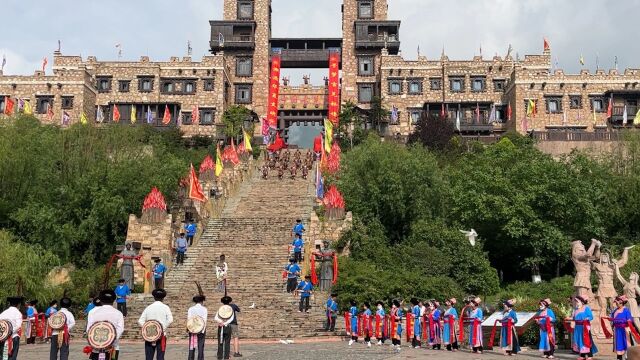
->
[2,0,638,84]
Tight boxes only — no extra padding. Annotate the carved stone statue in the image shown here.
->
[120,242,138,289]
[282,76,290,87]
[303,74,310,85]
[318,240,335,291]
[615,264,640,330]
[323,76,329,87]
[571,239,600,298]
[591,245,634,318]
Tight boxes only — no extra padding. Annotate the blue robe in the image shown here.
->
[500,309,520,353]
[349,306,359,335]
[412,305,422,338]
[536,308,556,352]
[429,308,442,345]
[573,306,598,355]
[391,308,403,338]
[469,308,483,347]
[442,307,458,345]
[611,307,633,353]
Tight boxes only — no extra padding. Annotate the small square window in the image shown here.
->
[358,57,374,76]
[182,112,192,125]
[184,81,196,94]
[358,1,373,19]
[238,1,254,19]
[200,109,215,124]
[162,82,175,94]
[410,110,421,124]
[570,96,582,109]
[61,96,74,109]
[0,97,5,113]
[388,81,402,95]
[204,79,215,91]
[358,84,374,103]
[235,84,252,104]
[236,58,253,77]
[591,98,604,112]
[450,78,464,92]
[36,96,53,114]
[139,78,154,92]
[96,77,111,92]
[118,80,130,93]
[546,97,563,113]
[408,80,422,94]
[430,78,442,90]
[471,77,485,92]
[493,79,506,92]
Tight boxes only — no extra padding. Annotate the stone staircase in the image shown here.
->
[120,156,338,340]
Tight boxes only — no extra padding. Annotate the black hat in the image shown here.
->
[221,296,232,305]
[296,219,302,223]
[29,299,38,306]
[154,258,162,263]
[289,258,296,263]
[392,299,400,307]
[152,289,167,300]
[304,275,311,280]
[60,297,72,308]
[99,289,116,304]
[331,293,338,297]
[118,278,125,283]
[192,295,206,303]
[49,300,58,306]
[7,297,23,307]
[376,301,384,306]
[93,297,102,307]
[350,300,357,306]
[410,297,419,306]
[363,302,370,308]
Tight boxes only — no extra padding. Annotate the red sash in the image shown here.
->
[344,313,351,334]
[428,313,436,342]
[470,318,481,346]
[359,314,372,337]
[406,313,414,341]
[357,315,363,337]
[488,319,501,347]
[422,315,428,341]
[459,306,470,342]
[574,320,592,348]
[160,335,167,352]
[599,317,614,339]
[535,316,555,346]
[375,315,386,338]
[446,315,457,343]
[601,317,640,343]
[390,313,399,339]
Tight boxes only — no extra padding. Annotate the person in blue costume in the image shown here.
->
[362,302,373,347]
[348,300,359,346]
[535,298,556,359]
[468,297,484,354]
[324,293,338,332]
[428,300,442,350]
[569,295,598,359]
[390,300,403,353]
[442,298,458,351]
[114,278,131,317]
[499,299,520,356]
[375,301,386,345]
[291,234,304,264]
[410,298,422,348]
[610,295,636,360]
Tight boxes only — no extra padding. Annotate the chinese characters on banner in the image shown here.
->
[267,53,282,129]
[327,51,341,125]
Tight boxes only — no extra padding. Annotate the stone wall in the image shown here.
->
[535,139,617,158]
[124,213,173,289]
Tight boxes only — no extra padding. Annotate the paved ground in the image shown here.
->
[17,340,599,359]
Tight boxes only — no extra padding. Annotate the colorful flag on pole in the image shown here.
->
[113,104,121,122]
[606,98,613,119]
[634,109,640,126]
[42,57,48,73]
[130,106,137,123]
[23,100,33,115]
[488,104,496,124]
[527,99,537,118]
[3,97,14,115]
[228,138,240,165]
[192,105,199,124]
[80,112,88,124]
[441,103,446,119]
[390,106,398,123]
[146,106,153,124]
[455,110,460,131]
[215,144,224,177]
[324,119,333,154]
[188,164,207,202]
[507,102,512,122]
[543,38,550,51]
[242,128,253,152]
[315,165,324,200]
[579,55,585,66]
[96,106,104,123]
[162,105,171,125]
[623,105,628,125]
[475,103,480,123]
[47,103,54,120]
[61,111,70,125]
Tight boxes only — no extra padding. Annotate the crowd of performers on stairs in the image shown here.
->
[261,148,313,181]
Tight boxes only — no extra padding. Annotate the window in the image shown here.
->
[570,96,582,109]
[204,79,215,91]
[0,97,5,113]
[182,112,192,125]
[546,97,563,113]
[388,80,402,95]
[96,77,111,92]
[235,84,252,104]
[236,58,253,77]
[591,97,605,112]
[493,79,506,92]
[409,110,422,124]
[471,77,486,92]
[161,81,175,94]
[358,56,374,76]
[358,1,373,19]
[118,80,130,93]
[61,96,74,109]
[430,78,442,90]
[408,80,423,95]
[184,81,196,94]
[238,1,254,20]
[449,77,464,92]
[358,84,374,103]
[36,96,53,114]
[200,108,215,124]
[139,77,154,92]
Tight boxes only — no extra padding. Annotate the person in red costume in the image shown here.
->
[267,132,287,153]
[313,132,323,160]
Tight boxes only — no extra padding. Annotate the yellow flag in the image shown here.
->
[593,107,597,123]
[634,109,640,126]
[131,106,137,123]
[80,112,88,124]
[23,100,33,115]
[579,55,585,66]
[243,129,253,152]
[324,119,333,153]
[215,144,224,177]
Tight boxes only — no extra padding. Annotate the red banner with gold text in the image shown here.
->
[327,51,340,125]
[267,53,282,129]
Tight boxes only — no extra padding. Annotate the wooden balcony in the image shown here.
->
[209,21,256,52]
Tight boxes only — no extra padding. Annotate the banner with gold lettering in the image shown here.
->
[267,52,282,129]
[327,51,340,125]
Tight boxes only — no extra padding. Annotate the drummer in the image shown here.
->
[0,296,24,360]
[188,290,207,360]
[138,289,173,360]
[50,295,75,360]
[86,290,124,360]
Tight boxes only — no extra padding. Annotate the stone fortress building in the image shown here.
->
[1,0,639,145]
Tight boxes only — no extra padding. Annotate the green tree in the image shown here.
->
[337,101,368,150]
[221,105,252,140]
[408,112,456,151]
[368,96,388,134]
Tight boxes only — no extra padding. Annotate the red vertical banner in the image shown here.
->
[267,53,282,129]
[327,51,341,125]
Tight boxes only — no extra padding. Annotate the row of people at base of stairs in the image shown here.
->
[334,294,638,360]
[0,288,243,360]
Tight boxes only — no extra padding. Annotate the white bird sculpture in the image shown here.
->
[249,302,256,309]
[459,229,478,246]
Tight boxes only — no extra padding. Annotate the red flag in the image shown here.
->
[475,103,480,123]
[440,103,446,119]
[42,57,48,72]
[507,102,512,121]
[192,105,199,124]
[607,98,613,119]
[267,54,282,128]
[188,164,206,202]
[327,51,341,125]
[543,38,550,51]
[162,105,171,125]
[113,105,121,122]
[229,138,240,165]
[267,132,287,152]
[47,104,54,121]
[4,97,15,115]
